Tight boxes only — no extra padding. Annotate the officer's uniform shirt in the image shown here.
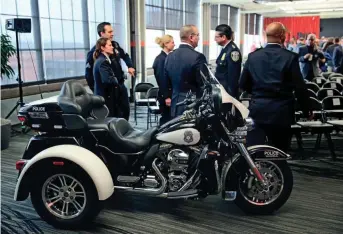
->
[215,40,242,98]
[240,43,310,126]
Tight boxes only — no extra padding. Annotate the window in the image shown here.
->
[146,0,164,30]
[0,0,42,86]
[0,0,127,86]
[209,30,220,60]
[145,29,163,69]
[211,5,218,30]
[39,0,88,80]
[185,0,198,26]
[229,6,239,33]
[145,0,201,68]
[219,5,228,25]
[166,0,183,30]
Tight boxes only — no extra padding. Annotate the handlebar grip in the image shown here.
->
[187,102,197,109]
[176,101,184,107]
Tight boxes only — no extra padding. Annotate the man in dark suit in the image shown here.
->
[326,37,340,71]
[239,22,312,152]
[332,37,343,74]
[214,24,242,98]
[298,34,325,81]
[164,25,208,118]
[85,22,135,120]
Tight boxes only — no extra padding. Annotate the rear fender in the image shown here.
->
[22,135,79,160]
[14,144,114,201]
[221,145,290,199]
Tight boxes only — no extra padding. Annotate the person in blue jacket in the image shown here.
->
[152,35,175,125]
[86,22,134,120]
[93,38,119,117]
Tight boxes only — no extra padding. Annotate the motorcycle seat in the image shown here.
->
[87,117,115,131]
[108,118,157,153]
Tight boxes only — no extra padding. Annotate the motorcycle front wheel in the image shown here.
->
[234,160,293,215]
[31,163,102,229]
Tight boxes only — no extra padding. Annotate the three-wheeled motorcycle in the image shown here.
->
[14,67,293,229]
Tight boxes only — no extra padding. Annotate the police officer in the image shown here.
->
[239,22,312,152]
[85,22,135,120]
[153,35,175,125]
[214,24,242,98]
[164,25,208,118]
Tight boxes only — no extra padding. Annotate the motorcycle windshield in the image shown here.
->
[201,64,250,119]
[216,84,250,119]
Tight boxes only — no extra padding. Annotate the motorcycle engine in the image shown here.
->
[167,149,189,192]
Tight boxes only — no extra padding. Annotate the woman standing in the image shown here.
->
[152,35,175,125]
[93,38,119,117]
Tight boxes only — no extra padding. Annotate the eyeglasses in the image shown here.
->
[191,33,200,37]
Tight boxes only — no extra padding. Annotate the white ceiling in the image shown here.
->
[203,0,343,18]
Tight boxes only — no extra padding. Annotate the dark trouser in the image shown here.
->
[118,83,130,121]
[171,92,187,118]
[158,97,171,125]
[246,123,292,152]
[104,86,121,118]
[305,69,315,81]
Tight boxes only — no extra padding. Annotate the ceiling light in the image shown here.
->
[264,0,328,6]
[286,8,343,13]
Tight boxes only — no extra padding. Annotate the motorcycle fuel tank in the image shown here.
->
[156,128,200,145]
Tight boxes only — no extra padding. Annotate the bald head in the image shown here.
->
[265,22,286,44]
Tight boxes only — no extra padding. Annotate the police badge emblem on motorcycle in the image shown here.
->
[184,131,193,143]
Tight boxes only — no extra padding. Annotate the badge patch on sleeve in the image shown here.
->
[231,51,240,62]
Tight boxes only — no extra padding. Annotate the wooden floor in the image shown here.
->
[2,106,343,234]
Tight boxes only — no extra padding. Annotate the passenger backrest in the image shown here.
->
[58,80,106,118]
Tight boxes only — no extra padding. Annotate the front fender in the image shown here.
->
[14,144,114,201]
[221,145,290,199]
[247,145,291,160]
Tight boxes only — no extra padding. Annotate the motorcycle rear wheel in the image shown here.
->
[234,160,293,215]
[31,163,102,229]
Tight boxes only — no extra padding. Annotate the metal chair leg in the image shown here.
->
[324,132,336,161]
[315,133,322,149]
[134,102,137,125]
[147,110,149,129]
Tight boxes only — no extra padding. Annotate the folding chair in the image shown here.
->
[133,82,154,124]
[322,72,333,79]
[317,88,341,101]
[313,77,327,87]
[146,87,160,128]
[329,77,343,84]
[306,82,320,93]
[322,96,343,119]
[322,81,343,92]
[307,89,317,99]
[328,73,343,80]
[296,97,336,160]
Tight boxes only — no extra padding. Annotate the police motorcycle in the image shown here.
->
[14,65,293,229]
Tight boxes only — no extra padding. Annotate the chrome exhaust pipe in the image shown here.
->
[114,158,167,195]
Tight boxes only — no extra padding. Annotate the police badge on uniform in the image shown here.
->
[184,131,193,143]
[231,51,240,62]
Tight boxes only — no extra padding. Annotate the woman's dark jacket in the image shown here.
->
[93,53,118,97]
